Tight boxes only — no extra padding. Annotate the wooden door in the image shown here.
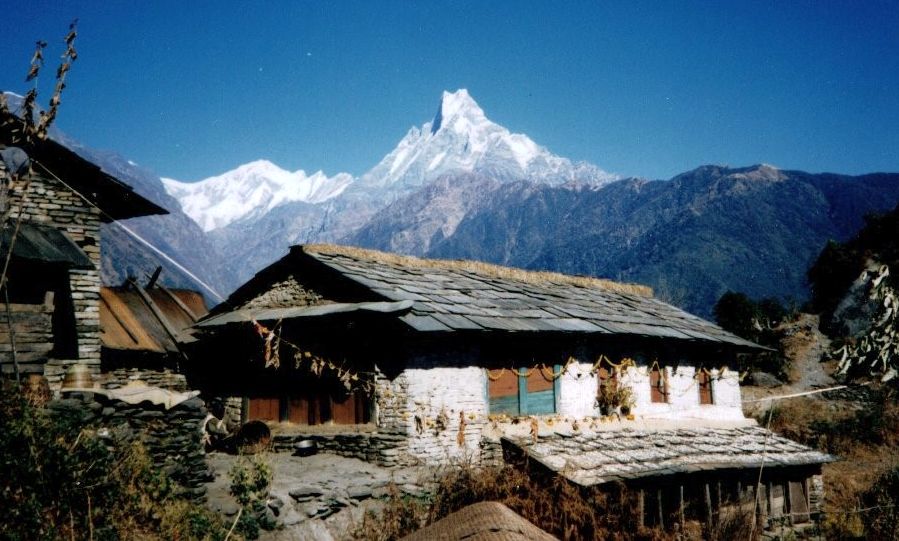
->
[248,397,280,421]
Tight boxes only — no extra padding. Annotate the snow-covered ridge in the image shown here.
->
[163,89,615,232]
[359,89,616,189]
[162,160,352,232]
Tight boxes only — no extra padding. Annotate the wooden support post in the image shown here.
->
[637,489,645,528]
[657,488,664,529]
[129,278,189,362]
[4,287,19,383]
[704,482,713,528]
[679,484,685,526]
[518,367,528,415]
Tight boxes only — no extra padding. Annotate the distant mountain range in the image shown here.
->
[9,89,898,316]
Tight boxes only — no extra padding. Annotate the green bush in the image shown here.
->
[861,466,899,541]
[228,454,275,539]
[713,292,791,378]
[0,384,228,540]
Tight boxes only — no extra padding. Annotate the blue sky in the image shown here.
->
[2,1,898,181]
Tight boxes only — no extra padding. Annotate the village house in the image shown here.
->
[190,243,834,530]
[0,107,166,387]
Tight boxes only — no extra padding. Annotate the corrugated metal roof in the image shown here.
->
[1,222,93,269]
[504,425,836,486]
[295,245,763,350]
[100,286,208,353]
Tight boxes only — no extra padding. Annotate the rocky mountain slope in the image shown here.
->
[356,164,899,316]
[66,140,235,300]
[2,91,231,300]
[173,89,617,287]
[160,90,899,316]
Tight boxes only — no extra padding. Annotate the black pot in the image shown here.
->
[294,439,318,457]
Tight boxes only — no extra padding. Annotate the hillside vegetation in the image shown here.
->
[736,203,899,539]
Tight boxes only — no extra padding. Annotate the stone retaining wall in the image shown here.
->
[48,389,211,500]
[101,368,188,391]
[272,431,411,467]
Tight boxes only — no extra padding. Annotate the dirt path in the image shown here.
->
[742,313,836,416]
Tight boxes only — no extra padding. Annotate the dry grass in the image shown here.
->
[353,461,763,541]
[757,391,899,539]
[303,243,655,297]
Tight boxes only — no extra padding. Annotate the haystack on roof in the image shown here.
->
[400,501,557,541]
[206,243,762,350]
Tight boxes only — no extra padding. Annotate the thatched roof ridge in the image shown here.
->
[302,243,654,298]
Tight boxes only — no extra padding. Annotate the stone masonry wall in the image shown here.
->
[376,359,489,465]
[11,173,103,378]
[271,431,410,467]
[101,368,188,391]
[47,389,212,500]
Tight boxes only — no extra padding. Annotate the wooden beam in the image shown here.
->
[705,482,713,528]
[155,281,200,322]
[657,488,664,529]
[128,278,188,361]
[679,484,685,526]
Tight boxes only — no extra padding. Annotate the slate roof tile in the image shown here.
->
[299,246,764,349]
[503,426,835,486]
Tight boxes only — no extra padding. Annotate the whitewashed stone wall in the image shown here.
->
[376,361,489,464]
[372,359,745,464]
[557,361,600,418]
[619,365,743,421]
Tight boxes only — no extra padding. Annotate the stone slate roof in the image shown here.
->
[1,107,167,221]
[504,425,836,486]
[3,222,93,269]
[300,245,762,350]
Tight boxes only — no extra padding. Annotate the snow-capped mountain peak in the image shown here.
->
[162,160,352,232]
[431,89,486,134]
[162,89,615,234]
[358,88,615,190]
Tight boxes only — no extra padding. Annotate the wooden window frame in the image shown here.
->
[697,370,714,405]
[487,365,561,416]
[650,366,669,403]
